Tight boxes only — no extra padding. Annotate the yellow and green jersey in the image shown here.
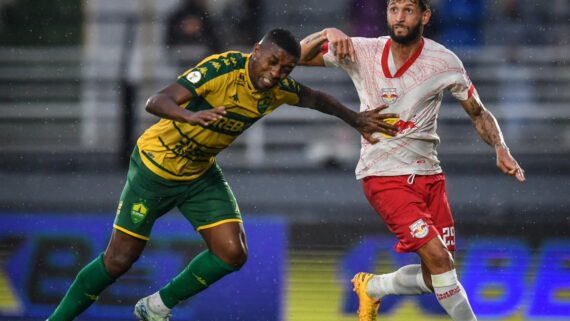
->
[136,51,302,181]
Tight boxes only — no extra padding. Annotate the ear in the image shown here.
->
[252,43,261,57]
[422,9,432,26]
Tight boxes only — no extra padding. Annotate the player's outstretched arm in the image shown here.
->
[460,93,526,182]
[145,82,226,126]
[298,28,355,66]
[296,84,399,143]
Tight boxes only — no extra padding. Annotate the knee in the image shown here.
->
[215,241,248,269]
[103,251,140,278]
[428,248,453,273]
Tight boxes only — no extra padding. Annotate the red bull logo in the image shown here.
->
[381,88,399,105]
[380,118,416,138]
[409,218,429,239]
[393,119,416,131]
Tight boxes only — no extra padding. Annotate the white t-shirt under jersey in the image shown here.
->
[323,36,475,179]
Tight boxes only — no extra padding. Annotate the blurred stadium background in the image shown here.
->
[0,0,568,320]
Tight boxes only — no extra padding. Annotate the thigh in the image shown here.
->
[362,176,440,253]
[200,221,248,264]
[426,175,455,251]
[114,169,178,241]
[178,165,242,232]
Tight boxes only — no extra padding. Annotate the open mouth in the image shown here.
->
[394,25,408,32]
[261,76,275,88]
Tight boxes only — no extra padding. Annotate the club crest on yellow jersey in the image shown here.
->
[257,92,274,114]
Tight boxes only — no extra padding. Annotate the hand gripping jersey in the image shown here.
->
[137,51,302,181]
[323,37,475,179]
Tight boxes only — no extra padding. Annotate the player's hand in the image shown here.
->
[184,106,226,126]
[496,144,526,182]
[324,28,355,62]
[356,105,399,144]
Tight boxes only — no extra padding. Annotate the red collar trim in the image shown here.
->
[381,38,425,78]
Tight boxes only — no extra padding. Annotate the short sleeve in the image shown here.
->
[176,63,214,98]
[448,58,475,101]
[322,42,343,67]
[278,76,302,105]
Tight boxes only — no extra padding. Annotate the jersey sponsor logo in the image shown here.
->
[131,203,148,224]
[393,119,416,132]
[381,88,399,105]
[409,218,429,239]
[169,138,217,161]
[186,70,202,84]
[209,115,254,136]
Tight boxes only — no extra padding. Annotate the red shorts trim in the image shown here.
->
[362,174,456,253]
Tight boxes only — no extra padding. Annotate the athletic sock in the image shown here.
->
[48,253,115,321]
[366,264,432,300]
[158,250,239,309]
[432,269,477,321]
[148,291,171,315]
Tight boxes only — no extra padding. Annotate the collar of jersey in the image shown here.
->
[381,37,425,78]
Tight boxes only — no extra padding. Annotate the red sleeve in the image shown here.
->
[321,42,329,55]
[467,85,475,99]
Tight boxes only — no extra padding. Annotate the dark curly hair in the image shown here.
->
[386,0,430,11]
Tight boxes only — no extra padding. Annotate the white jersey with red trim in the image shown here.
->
[323,36,475,179]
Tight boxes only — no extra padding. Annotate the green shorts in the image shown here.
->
[113,148,242,240]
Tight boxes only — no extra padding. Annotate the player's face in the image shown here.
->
[249,43,297,91]
[387,0,431,45]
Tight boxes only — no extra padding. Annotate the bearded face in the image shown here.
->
[387,18,423,45]
[386,0,429,45]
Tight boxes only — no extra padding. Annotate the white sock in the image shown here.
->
[148,291,171,315]
[431,269,477,321]
[366,264,432,300]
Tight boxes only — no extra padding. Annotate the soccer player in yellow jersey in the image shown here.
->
[46,28,399,321]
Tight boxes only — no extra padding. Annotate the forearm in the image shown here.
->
[472,109,507,148]
[299,29,328,65]
[145,93,191,122]
[306,90,359,127]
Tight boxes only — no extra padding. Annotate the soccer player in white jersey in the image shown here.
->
[298,0,525,320]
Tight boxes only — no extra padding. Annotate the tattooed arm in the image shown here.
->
[298,28,355,66]
[460,92,526,182]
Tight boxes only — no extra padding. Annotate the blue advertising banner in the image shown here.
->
[338,235,570,319]
[0,213,287,321]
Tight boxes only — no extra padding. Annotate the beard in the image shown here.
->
[388,20,422,45]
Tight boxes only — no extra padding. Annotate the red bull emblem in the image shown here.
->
[393,119,416,132]
[381,88,399,105]
[409,218,429,239]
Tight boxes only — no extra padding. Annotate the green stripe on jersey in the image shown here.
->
[178,52,247,90]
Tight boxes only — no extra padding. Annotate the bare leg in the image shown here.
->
[417,236,454,290]
[417,236,476,320]
[200,221,248,268]
[102,229,147,278]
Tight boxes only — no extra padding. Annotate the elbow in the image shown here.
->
[145,95,158,114]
